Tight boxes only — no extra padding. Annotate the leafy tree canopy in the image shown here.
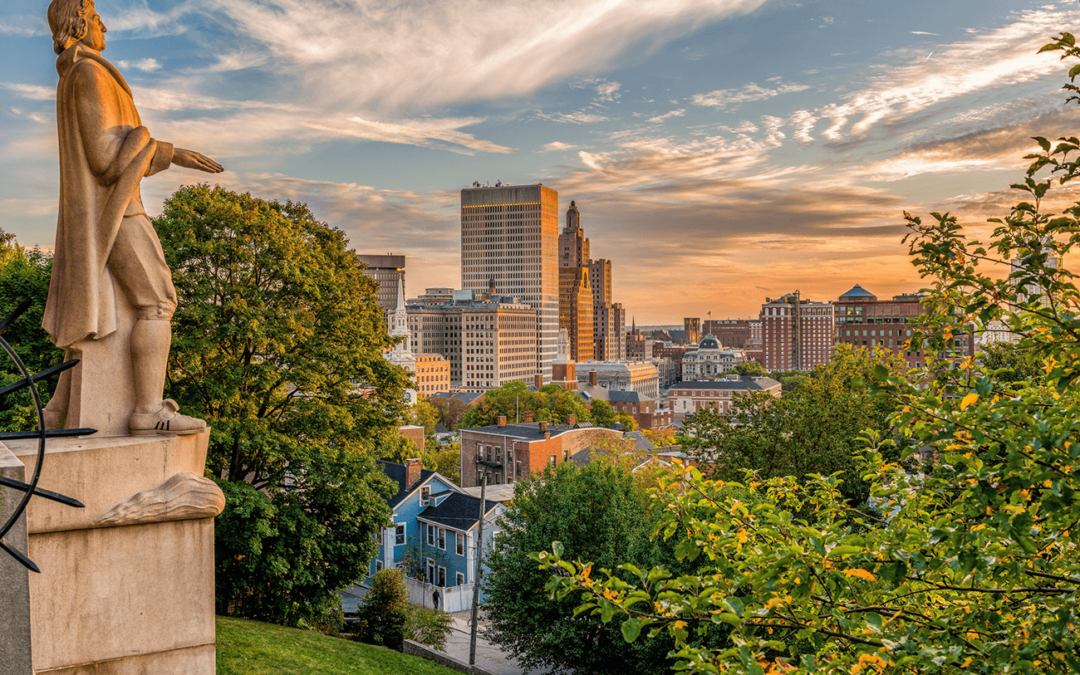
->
[155,185,409,628]
[460,380,596,428]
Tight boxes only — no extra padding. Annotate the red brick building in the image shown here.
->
[608,390,676,430]
[459,418,624,488]
[760,292,834,371]
[834,285,973,365]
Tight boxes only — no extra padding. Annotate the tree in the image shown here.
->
[356,568,409,650]
[590,399,617,428]
[768,369,808,393]
[409,398,441,450]
[429,395,468,431]
[154,185,409,628]
[977,339,1043,385]
[421,442,461,485]
[0,240,64,431]
[484,462,695,674]
[683,345,907,506]
[460,381,550,428]
[536,36,1080,674]
[733,361,766,377]
[614,411,638,431]
[547,385,592,424]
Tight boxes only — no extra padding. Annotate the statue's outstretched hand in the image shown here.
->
[173,148,223,174]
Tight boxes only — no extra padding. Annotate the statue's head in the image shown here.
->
[48,0,106,55]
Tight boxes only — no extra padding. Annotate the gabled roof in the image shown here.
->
[626,430,656,451]
[376,460,462,509]
[608,390,653,404]
[419,492,500,531]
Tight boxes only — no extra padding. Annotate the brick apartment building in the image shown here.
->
[459,417,624,487]
[760,292,835,371]
[703,319,755,349]
[834,284,973,365]
[608,390,676,430]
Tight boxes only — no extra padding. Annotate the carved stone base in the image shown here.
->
[0,443,33,675]
[6,431,221,675]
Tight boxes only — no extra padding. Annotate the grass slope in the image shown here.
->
[217,616,460,675]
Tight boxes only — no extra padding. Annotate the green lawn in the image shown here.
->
[216,616,460,675]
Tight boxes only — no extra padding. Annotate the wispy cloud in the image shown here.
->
[118,58,163,73]
[691,81,810,111]
[309,117,514,156]
[648,109,686,123]
[541,141,582,152]
[535,111,611,124]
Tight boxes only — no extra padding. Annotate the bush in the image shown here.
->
[405,605,454,651]
[356,568,409,650]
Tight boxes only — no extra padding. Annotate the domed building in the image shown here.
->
[681,335,747,381]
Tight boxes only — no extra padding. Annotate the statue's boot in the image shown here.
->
[129,399,206,436]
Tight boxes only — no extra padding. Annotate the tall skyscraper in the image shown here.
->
[356,253,405,314]
[556,201,627,362]
[461,184,559,383]
[559,200,595,362]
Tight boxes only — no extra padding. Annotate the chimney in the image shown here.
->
[545,432,551,441]
[589,371,598,387]
[524,411,534,423]
[539,421,548,433]
[497,416,507,427]
[567,414,577,427]
[405,458,423,489]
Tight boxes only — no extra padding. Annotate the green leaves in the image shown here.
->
[621,617,642,643]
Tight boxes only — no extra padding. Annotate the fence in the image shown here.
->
[405,575,475,613]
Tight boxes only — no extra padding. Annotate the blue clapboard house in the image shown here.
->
[367,458,504,611]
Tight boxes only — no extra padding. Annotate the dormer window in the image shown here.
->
[420,486,430,506]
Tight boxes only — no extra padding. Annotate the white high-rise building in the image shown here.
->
[461,184,559,383]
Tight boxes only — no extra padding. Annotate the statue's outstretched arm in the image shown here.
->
[171,148,223,174]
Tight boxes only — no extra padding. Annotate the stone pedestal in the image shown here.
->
[6,430,222,674]
[46,288,137,437]
[0,443,34,675]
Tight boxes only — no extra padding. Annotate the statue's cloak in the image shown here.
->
[43,45,173,349]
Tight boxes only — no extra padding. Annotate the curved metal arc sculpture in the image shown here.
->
[0,299,94,573]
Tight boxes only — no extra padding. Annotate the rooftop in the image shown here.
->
[419,492,499,531]
[839,284,878,302]
[463,421,619,440]
[376,460,438,509]
[671,376,781,391]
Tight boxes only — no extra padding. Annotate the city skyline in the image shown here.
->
[1,0,1078,321]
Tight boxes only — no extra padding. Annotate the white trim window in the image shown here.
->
[426,559,435,584]
[427,524,436,546]
[375,560,383,573]
[438,527,446,551]
[395,523,405,546]
[456,572,465,586]
[438,566,447,587]
[420,486,431,506]
[456,532,465,556]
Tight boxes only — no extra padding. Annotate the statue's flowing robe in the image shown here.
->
[43,45,173,349]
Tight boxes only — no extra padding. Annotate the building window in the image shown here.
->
[375,559,383,573]
[439,566,447,587]
[457,572,465,586]
[427,524,436,546]
[426,559,435,584]
[438,527,446,551]
[396,524,405,546]
[420,486,430,506]
[456,532,465,556]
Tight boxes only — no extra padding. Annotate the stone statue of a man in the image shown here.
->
[44,0,222,436]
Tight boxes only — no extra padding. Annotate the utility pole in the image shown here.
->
[469,474,487,666]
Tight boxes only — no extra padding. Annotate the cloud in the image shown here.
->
[813,6,1080,141]
[191,0,773,113]
[535,111,610,124]
[911,31,940,36]
[0,83,54,101]
[648,109,686,123]
[691,81,810,111]
[0,21,44,37]
[541,141,582,152]
[118,58,163,73]
[309,117,515,155]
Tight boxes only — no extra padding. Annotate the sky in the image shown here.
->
[2,0,1080,323]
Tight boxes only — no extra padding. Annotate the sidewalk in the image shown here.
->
[437,611,547,675]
